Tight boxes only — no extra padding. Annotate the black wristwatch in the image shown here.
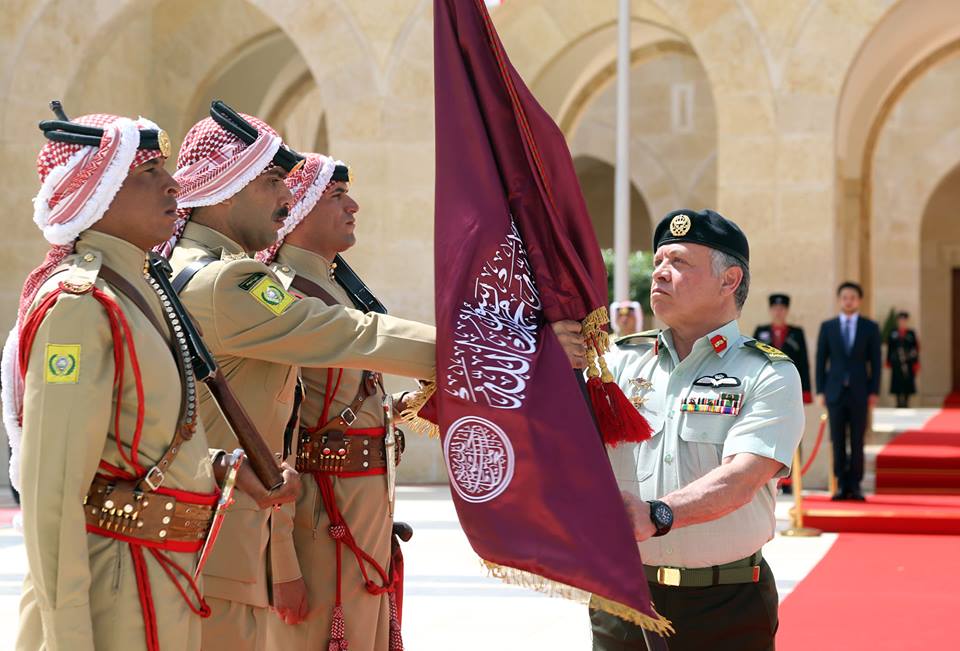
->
[647,500,674,537]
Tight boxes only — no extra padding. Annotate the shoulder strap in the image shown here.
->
[172,256,218,293]
[333,255,387,313]
[743,339,794,364]
[290,275,340,307]
[98,264,196,491]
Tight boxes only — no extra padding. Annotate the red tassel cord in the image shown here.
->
[317,473,404,651]
[585,333,653,447]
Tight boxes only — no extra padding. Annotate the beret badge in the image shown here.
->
[669,214,691,237]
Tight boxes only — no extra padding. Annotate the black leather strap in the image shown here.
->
[172,256,217,293]
[332,255,387,314]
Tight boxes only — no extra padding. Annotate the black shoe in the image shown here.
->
[848,491,866,501]
[782,484,792,495]
[831,492,846,501]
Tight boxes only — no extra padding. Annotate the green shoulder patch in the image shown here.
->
[744,339,793,363]
[244,275,296,316]
[615,329,661,347]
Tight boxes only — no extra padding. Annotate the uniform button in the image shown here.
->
[664,453,673,464]
[665,548,673,555]
[280,266,290,273]
[82,253,95,262]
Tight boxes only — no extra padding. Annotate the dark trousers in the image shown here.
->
[590,559,778,651]
[895,394,910,408]
[827,388,868,494]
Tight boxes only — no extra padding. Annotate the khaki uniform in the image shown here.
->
[264,245,410,651]
[16,230,217,651]
[168,224,435,650]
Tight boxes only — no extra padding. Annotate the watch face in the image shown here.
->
[653,502,673,528]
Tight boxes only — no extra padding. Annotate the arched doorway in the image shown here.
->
[920,163,960,400]
[574,156,651,251]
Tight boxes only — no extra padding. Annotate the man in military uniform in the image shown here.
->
[5,107,272,651]
[164,105,438,651]
[754,294,812,404]
[611,301,643,337]
[595,209,804,650]
[887,311,919,408]
[253,152,411,650]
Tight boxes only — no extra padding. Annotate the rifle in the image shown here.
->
[145,253,285,491]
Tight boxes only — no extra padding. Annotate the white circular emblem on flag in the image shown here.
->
[444,416,515,504]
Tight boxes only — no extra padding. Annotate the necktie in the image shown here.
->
[843,318,853,353]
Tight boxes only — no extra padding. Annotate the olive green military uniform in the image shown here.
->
[168,224,435,650]
[592,320,803,651]
[263,244,409,651]
[16,231,218,651]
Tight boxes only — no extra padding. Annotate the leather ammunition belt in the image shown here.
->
[644,551,762,588]
[84,474,217,553]
[296,426,404,476]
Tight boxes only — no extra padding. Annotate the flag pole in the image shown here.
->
[613,0,631,303]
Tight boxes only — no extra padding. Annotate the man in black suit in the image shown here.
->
[816,282,882,501]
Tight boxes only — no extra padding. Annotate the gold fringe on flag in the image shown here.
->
[397,381,439,438]
[581,306,611,355]
[481,560,673,636]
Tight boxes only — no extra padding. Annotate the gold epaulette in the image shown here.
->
[743,339,793,363]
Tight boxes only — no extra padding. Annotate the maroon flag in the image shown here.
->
[433,0,669,632]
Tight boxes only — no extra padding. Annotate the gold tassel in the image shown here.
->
[397,381,439,438]
[481,560,673,636]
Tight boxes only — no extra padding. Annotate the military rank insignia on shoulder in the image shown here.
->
[240,273,297,316]
[45,344,80,384]
[744,340,793,363]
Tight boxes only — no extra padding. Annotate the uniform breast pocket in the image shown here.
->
[679,414,730,471]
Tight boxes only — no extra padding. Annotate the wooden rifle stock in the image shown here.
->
[203,369,284,491]
[145,254,284,491]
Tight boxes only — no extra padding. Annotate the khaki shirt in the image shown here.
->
[274,245,393,432]
[606,320,803,568]
[18,230,216,650]
[168,224,435,607]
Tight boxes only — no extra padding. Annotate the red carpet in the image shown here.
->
[778,533,960,650]
[875,408,960,494]
[800,493,960,535]
[942,391,960,407]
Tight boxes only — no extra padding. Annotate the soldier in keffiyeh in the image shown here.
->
[6,103,223,651]
[257,153,428,651]
[163,103,438,651]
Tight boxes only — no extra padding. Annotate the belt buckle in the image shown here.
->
[143,466,165,491]
[657,567,681,587]
[340,407,357,426]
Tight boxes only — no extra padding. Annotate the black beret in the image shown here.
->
[652,209,749,266]
[769,293,790,307]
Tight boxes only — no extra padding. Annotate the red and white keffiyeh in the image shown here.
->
[157,114,282,257]
[257,152,342,264]
[3,113,163,490]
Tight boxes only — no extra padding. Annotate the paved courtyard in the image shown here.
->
[0,486,831,650]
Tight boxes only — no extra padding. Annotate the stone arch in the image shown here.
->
[833,0,960,305]
[920,161,960,402]
[573,155,652,252]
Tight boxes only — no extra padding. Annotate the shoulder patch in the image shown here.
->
[743,340,793,363]
[244,274,297,316]
[45,344,81,383]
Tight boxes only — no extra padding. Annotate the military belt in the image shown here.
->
[296,426,404,476]
[644,551,762,588]
[84,474,217,552]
